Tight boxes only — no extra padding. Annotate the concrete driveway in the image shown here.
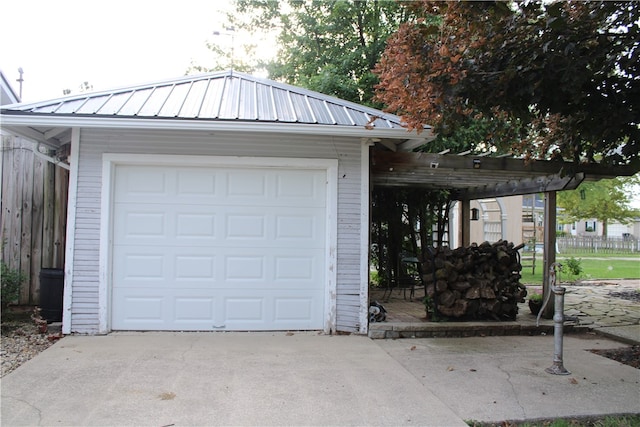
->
[1,332,466,426]
[2,332,639,426]
[377,334,640,423]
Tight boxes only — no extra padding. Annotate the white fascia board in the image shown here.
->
[0,114,423,141]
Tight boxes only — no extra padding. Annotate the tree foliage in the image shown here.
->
[557,175,640,237]
[371,188,451,288]
[229,0,409,106]
[374,1,640,166]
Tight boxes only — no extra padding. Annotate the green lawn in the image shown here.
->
[559,251,640,259]
[520,256,640,285]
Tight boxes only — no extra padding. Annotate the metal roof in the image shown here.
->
[1,70,410,130]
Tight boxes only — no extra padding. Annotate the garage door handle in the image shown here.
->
[212,325,226,329]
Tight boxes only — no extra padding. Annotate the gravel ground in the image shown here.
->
[1,313,61,377]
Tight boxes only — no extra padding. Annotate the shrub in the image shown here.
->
[562,257,583,278]
[1,261,25,309]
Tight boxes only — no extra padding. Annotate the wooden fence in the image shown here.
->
[557,236,639,254]
[1,134,68,305]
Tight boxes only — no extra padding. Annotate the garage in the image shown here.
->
[2,70,424,334]
[108,156,334,331]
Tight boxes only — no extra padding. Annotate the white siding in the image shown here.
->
[69,128,364,333]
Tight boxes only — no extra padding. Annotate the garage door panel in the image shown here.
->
[176,213,217,239]
[225,255,265,281]
[114,246,218,288]
[274,297,315,322]
[224,297,264,322]
[176,169,217,196]
[226,170,267,198]
[225,214,266,240]
[113,295,165,327]
[175,255,216,280]
[174,297,216,323]
[275,213,321,242]
[115,246,323,289]
[114,205,323,247]
[114,167,171,203]
[222,290,324,330]
[274,255,314,280]
[275,170,326,206]
[222,248,324,288]
[121,254,165,280]
[111,163,327,331]
[113,288,220,330]
[114,204,217,245]
[225,208,324,246]
[114,166,328,206]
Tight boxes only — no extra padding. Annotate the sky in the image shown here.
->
[1,0,274,103]
[1,1,638,206]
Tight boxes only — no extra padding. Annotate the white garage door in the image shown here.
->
[111,163,327,331]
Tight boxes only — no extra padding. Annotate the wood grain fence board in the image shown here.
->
[42,161,55,269]
[30,156,45,304]
[54,166,68,268]
[1,135,14,262]
[19,138,34,303]
[9,137,23,270]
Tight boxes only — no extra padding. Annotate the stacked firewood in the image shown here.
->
[421,240,528,320]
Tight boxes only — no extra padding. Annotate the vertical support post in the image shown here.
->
[542,191,557,319]
[460,199,471,247]
[360,139,374,334]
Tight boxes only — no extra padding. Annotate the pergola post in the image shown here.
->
[460,199,471,247]
[542,191,557,319]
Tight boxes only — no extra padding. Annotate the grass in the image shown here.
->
[466,414,640,426]
[519,256,640,285]
[559,251,640,259]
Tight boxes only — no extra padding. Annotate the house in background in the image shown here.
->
[463,191,639,253]
[563,217,640,239]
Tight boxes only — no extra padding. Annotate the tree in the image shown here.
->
[374,1,640,167]
[557,175,640,237]
[229,0,410,106]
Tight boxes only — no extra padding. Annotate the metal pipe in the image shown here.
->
[32,143,70,170]
[544,263,571,375]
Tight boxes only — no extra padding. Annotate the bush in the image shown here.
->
[562,257,583,278]
[1,261,25,309]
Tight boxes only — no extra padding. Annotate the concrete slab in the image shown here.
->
[1,332,466,427]
[375,334,640,424]
[597,325,640,345]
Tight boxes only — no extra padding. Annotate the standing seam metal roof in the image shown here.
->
[2,71,409,130]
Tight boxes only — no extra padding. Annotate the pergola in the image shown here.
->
[369,145,639,317]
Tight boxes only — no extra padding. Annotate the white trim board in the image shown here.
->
[62,128,80,335]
